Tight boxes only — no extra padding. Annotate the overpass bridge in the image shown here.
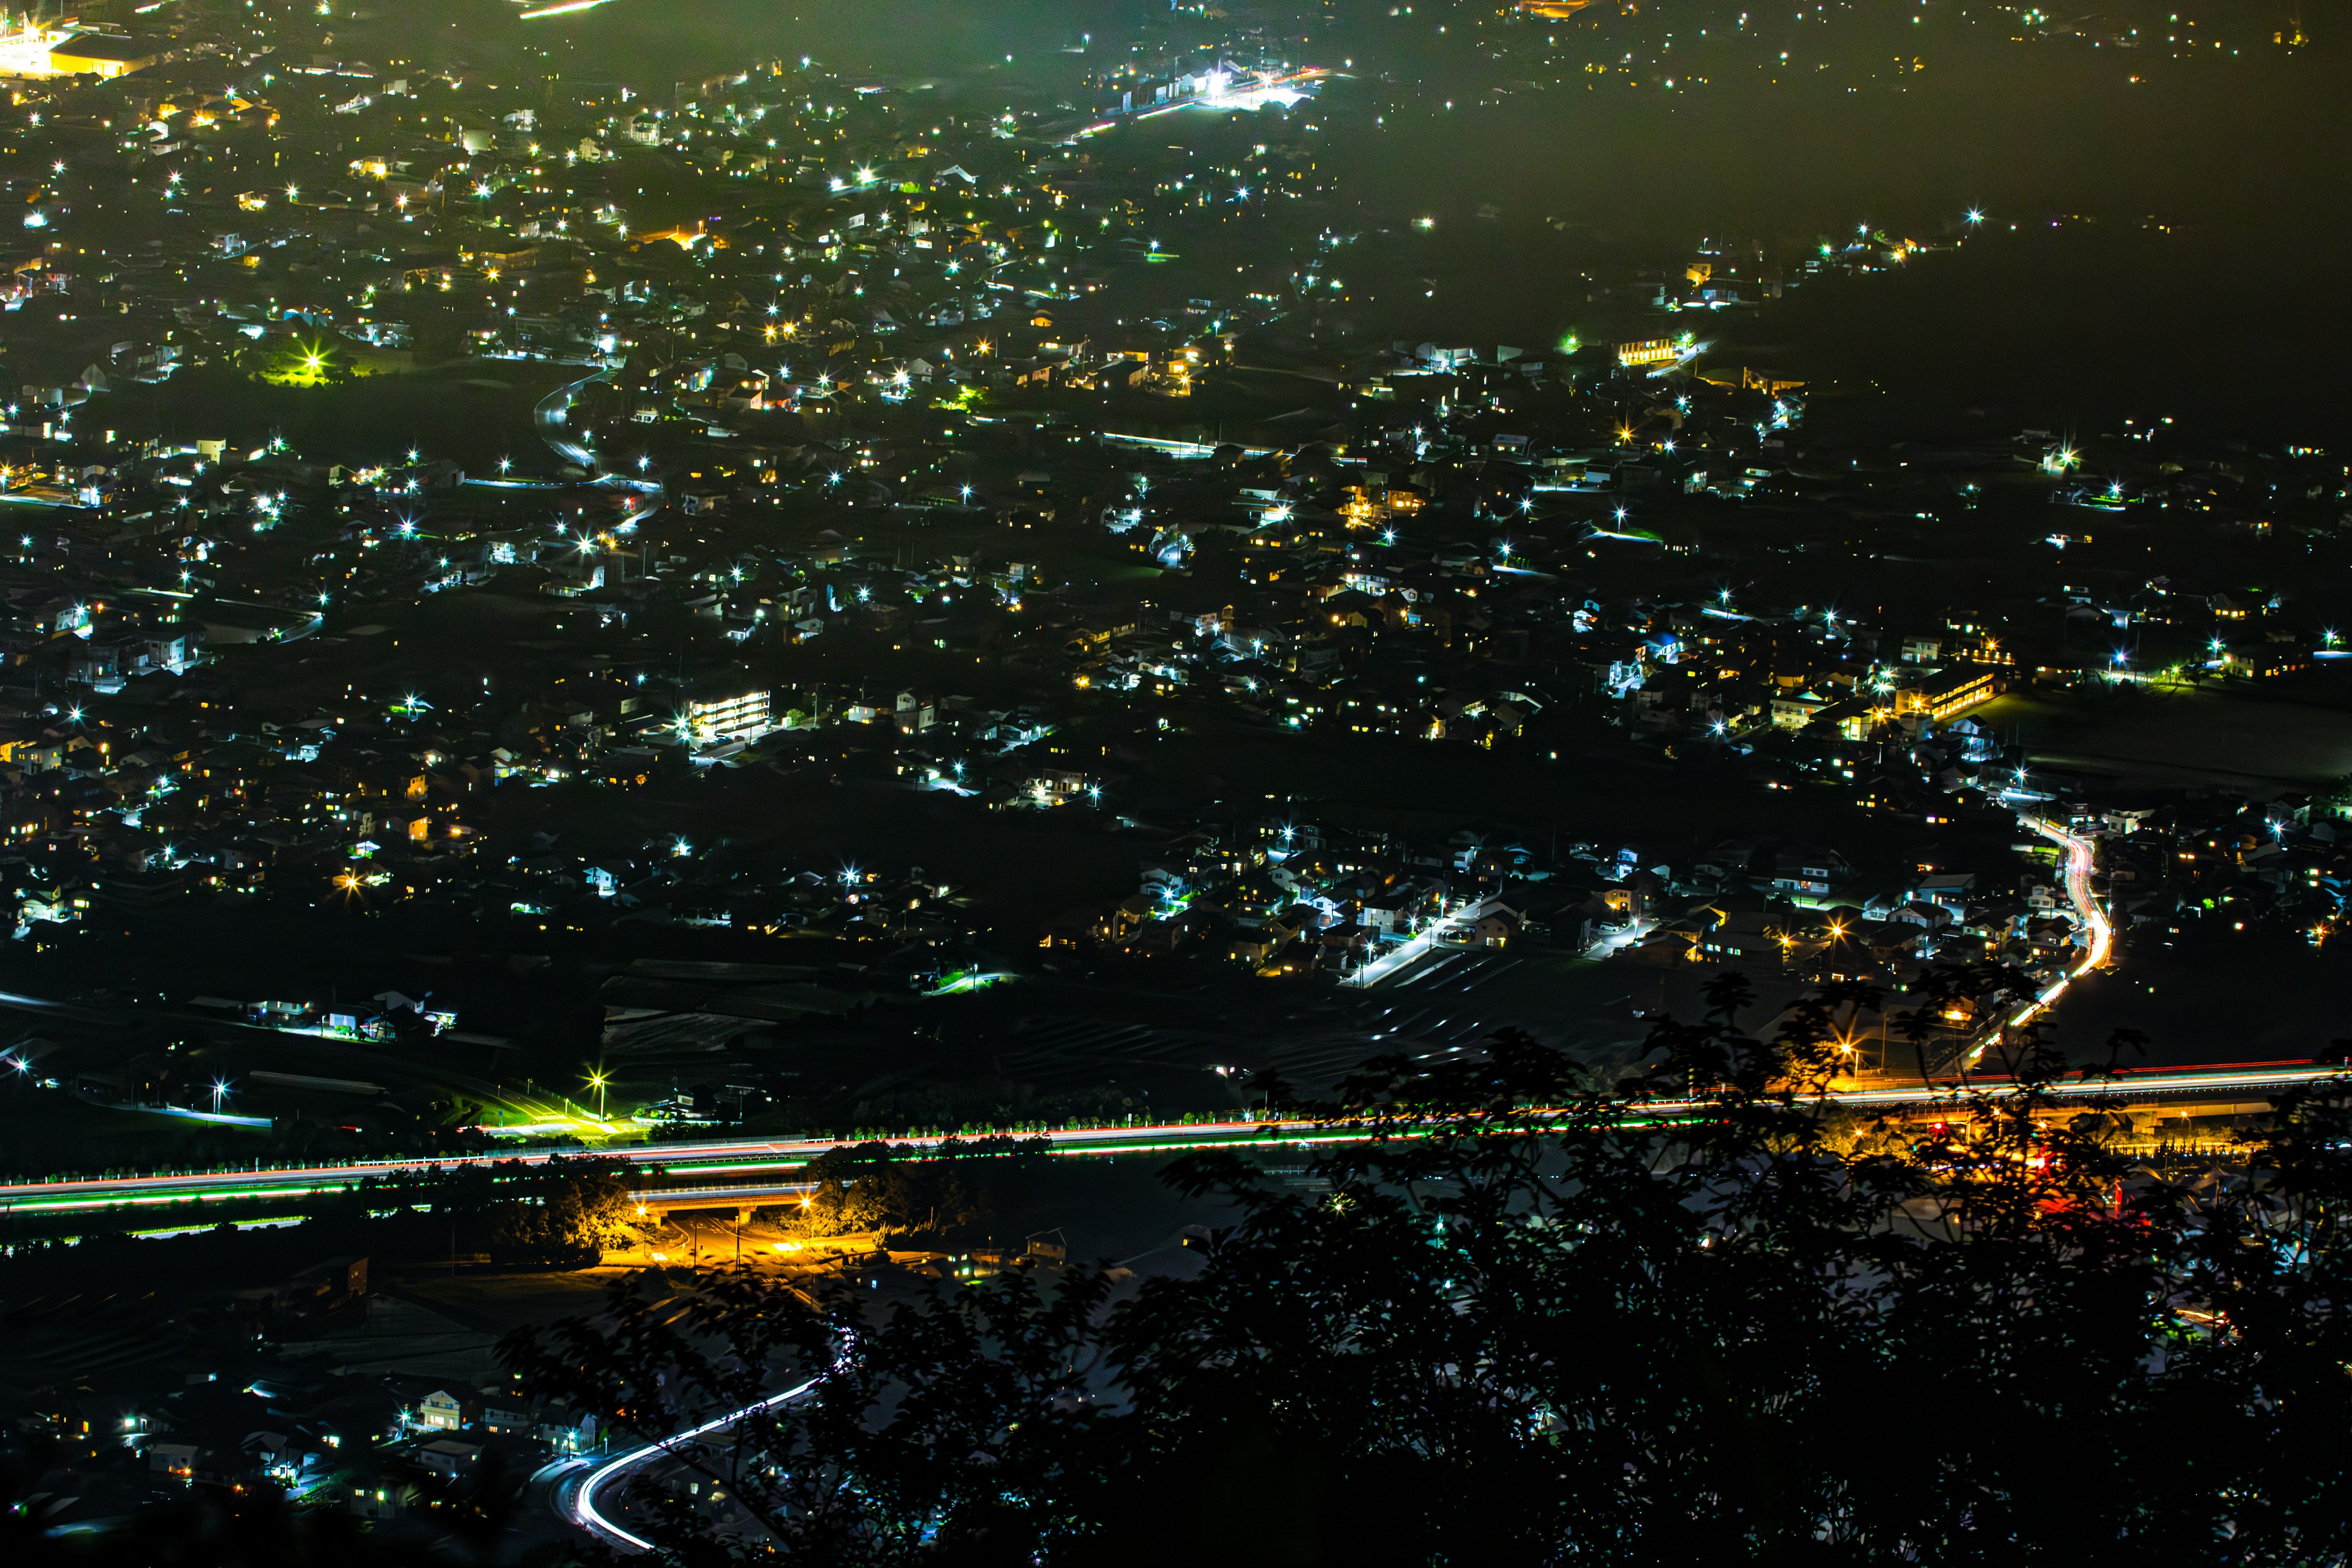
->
[627,1182,815,1224]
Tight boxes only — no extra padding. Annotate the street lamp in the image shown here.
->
[586,1069,609,1120]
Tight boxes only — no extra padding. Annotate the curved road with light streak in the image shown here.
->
[567,1379,820,1550]
[1972,813,2117,1063]
[534,370,605,469]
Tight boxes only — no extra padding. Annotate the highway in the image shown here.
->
[0,1120,1432,1216]
[3,1053,2343,1219]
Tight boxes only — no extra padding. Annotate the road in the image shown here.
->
[565,1379,820,1551]
[4,1052,2342,1218]
[1973,813,2117,1063]
[533,371,604,469]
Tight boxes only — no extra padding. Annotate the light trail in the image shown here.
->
[1346,921,1450,987]
[1972,813,2116,1063]
[5,1182,355,1213]
[2,1062,2342,1218]
[574,1380,818,1550]
[520,0,618,18]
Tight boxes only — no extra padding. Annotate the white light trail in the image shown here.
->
[575,1380,819,1550]
[1972,814,2115,1061]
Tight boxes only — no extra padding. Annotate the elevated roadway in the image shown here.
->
[1,1057,2340,1219]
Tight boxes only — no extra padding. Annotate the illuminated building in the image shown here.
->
[0,18,156,78]
[1616,338,1684,369]
[1908,667,1997,722]
[684,688,770,742]
[42,32,154,77]
[0,13,71,75]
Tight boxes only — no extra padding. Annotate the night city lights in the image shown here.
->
[0,0,2342,1560]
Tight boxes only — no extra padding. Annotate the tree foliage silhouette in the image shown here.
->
[499,977,2352,1564]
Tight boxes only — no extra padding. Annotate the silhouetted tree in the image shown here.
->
[499,977,2352,1562]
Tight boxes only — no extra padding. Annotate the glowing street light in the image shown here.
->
[585,1069,609,1120]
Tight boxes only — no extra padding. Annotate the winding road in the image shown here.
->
[564,1379,821,1551]
[1974,813,2117,1062]
[534,370,605,470]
